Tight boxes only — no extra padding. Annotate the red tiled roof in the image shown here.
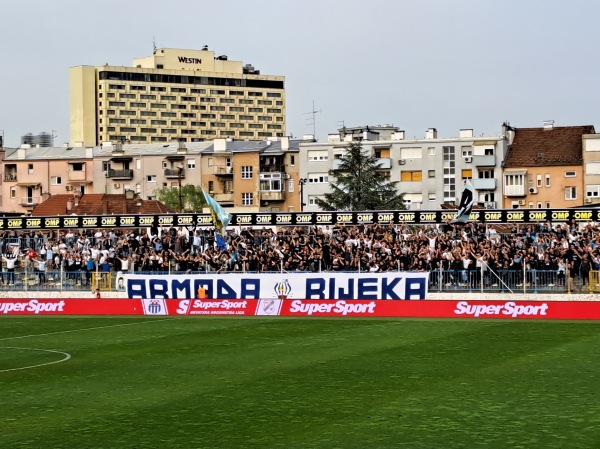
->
[31,194,175,216]
[504,125,595,168]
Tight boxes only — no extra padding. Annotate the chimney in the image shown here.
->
[214,139,227,152]
[425,128,437,139]
[102,201,108,215]
[280,136,289,150]
[66,199,73,211]
[543,120,554,130]
[459,129,473,138]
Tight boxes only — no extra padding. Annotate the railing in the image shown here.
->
[0,268,592,293]
[164,168,185,178]
[106,169,133,179]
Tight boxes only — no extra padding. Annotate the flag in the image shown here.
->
[202,189,232,251]
[451,180,476,224]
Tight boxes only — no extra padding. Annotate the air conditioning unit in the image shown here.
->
[518,200,526,205]
[484,201,496,209]
[585,198,592,204]
[398,159,406,165]
[529,187,538,194]
[65,185,73,191]
[114,183,121,189]
[465,157,472,163]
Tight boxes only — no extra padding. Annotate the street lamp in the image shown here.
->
[299,178,307,212]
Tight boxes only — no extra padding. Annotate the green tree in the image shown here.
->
[156,184,206,212]
[315,140,406,211]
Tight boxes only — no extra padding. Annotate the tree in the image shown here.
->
[156,184,206,212]
[315,140,406,211]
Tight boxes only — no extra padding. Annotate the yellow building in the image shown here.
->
[70,47,286,146]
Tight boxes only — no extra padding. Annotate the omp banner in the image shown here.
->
[2,208,600,230]
[125,272,430,300]
[2,299,600,319]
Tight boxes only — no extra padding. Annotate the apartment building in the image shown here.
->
[502,123,594,209]
[202,137,301,213]
[1,145,94,214]
[92,141,211,200]
[70,47,286,146]
[300,125,507,211]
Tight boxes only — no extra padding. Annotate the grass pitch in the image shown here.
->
[1,317,600,449]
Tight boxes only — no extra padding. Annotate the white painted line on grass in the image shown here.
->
[0,317,180,342]
[0,347,71,372]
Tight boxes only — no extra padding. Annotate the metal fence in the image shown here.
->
[0,267,595,294]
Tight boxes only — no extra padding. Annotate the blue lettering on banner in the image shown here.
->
[127,272,428,299]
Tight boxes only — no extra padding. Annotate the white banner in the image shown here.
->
[125,271,429,300]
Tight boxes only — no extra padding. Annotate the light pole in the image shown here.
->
[299,178,307,212]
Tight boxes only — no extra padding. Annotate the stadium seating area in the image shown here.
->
[0,219,597,293]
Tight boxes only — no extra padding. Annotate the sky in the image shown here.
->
[1,0,599,147]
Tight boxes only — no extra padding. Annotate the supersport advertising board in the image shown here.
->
[2,298,600,320]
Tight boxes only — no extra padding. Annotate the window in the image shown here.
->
[130,102,146,108]
[10,187,16,198]
[102,161,111,172]
[479,169,494,179]
[260,173,282,191]
[130,85,146,91]
[140,111,156,117]
[565,186,577,200]
[150,86,166,92]
[71,163,83,171]
[401,170,422,182]
[428,193,436,201]
[242,193,253,206]
[187,159,196,170]
[308,150,328,161]
[461,169,472,180]
[147,175,156,183]
[208,180,214,193]
[28,164,33,174]
[428,170,435,178]
[586,185,600,198]
[140,94,156,100]
[151,120,167,125]
[171,87,186,93]
[400,147,422,159]
[308,173,329,183]
[241,166,253,179]
[565,171,577,177]
[537,174,542,187]
[120,93,136,99]
[161,112,177,118]
[51,176,62,185]
[161,95,176,101]
[461,146,473,157]
[428,147,436,156]
[130,119,147,125]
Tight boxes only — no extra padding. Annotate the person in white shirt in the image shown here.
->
[2,254,17,284]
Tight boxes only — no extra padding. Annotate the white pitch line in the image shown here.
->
[0,317,180,342]
[0,347,71,372]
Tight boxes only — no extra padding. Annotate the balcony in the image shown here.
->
[213,165,233,176]
[213,192,234,205]
[164,168,185,179]
[375,158,392,170]
[68,169,87,182]
[4,173,17,182]
[260,163,286,173]
[260,190,286,202]
[473,155,496,167]
[106,169,133,179]
[472,178,497,190]
[504,185,526,196]
[20,196,42,207]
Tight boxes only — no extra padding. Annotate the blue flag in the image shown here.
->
[202,189,232,251]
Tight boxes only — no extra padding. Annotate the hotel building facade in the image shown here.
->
[70,47,286,146]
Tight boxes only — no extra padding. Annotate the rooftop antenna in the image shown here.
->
[304,100,321,138]
[152,36,157,52]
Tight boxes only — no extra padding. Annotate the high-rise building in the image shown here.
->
[70,47,286,146]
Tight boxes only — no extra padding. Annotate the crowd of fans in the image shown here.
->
[0,219,599,289]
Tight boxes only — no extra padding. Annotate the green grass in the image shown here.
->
[1,317,600,449]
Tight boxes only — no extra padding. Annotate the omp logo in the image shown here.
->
[142,299,167,315]
[454,301,549,318]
